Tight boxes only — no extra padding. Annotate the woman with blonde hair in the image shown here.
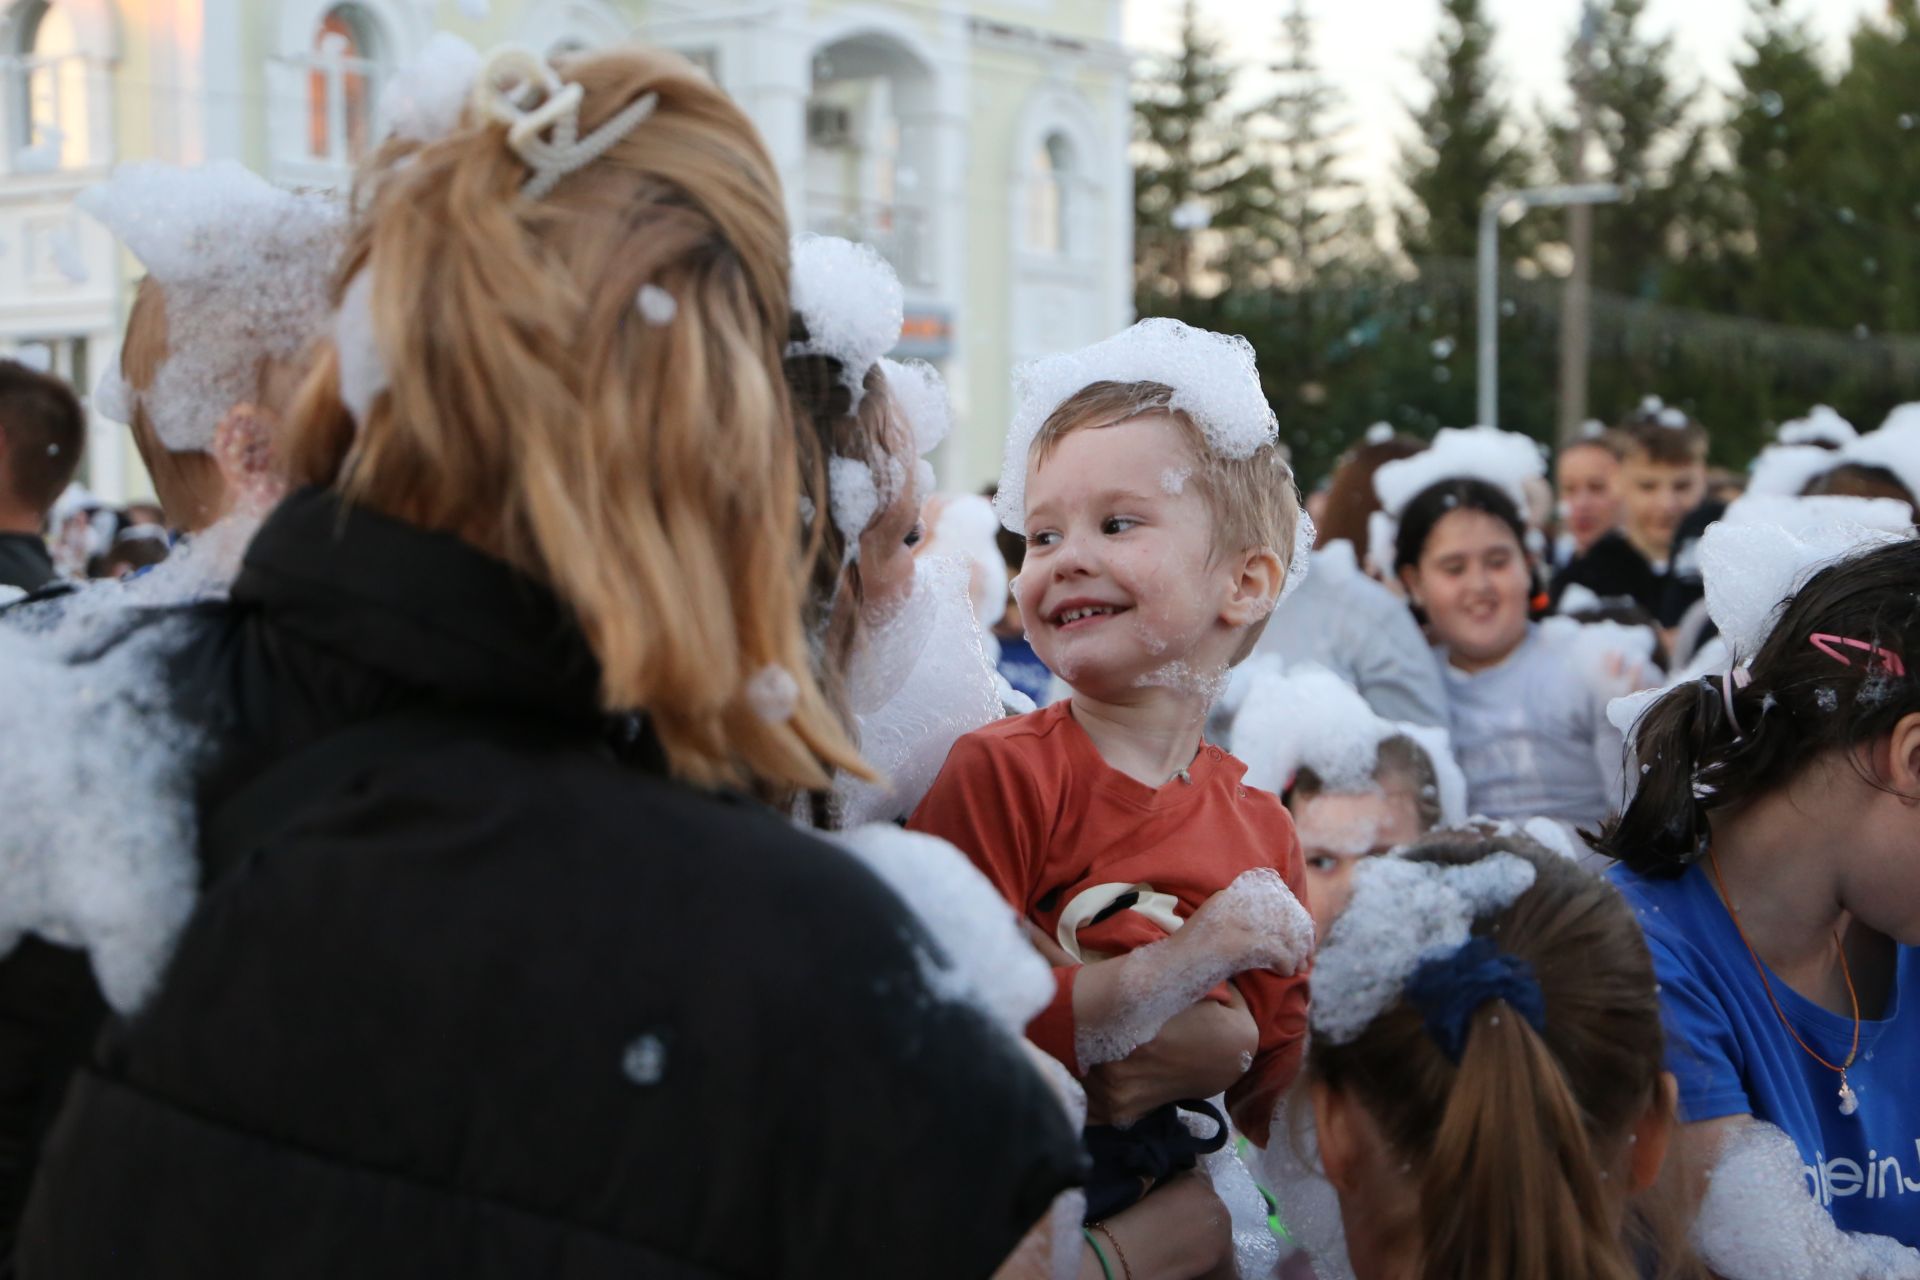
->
[11,42,1081,1277]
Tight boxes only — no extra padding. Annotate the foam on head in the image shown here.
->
[877,356,951,459]
[788,234,903,414]
[77,161,344,452]
[996,318,1278,531]
[1371,426,1545,520]
[1699,516,1910,662]
[1776,404,1858,449]
[378,32,484,144]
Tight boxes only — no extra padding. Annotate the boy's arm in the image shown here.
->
[908,732,1084,1071]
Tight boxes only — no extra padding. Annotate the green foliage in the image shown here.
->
[1133,0,1274,306]
[1129,0,1920,486]
[1397,0,1533,263]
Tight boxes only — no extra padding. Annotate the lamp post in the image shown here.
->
[1476,182,1624,432]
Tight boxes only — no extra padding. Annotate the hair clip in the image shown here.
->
[471,46,659,201]
[1809,633,1907,678]
[1720,665,1751,738]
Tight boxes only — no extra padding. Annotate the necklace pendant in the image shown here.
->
[1838,1078,1859,1117]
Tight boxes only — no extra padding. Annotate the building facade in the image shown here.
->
[0,0,1130,503]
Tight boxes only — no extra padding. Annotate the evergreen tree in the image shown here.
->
[1249,0,1371,286]
[1133,0,1272,305]
[1397,0,1531,264]
[1559,0,1709,299]
[1822,0,1920,336]
[1711,0,1843,324]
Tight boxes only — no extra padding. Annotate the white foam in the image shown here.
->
[1309,851,1537,1046]
[832,555,1004,826]
[1371,426,1545,519]
[744,664,798,723]
[1204,1133,1284,1279]
[334,269,388,426]
[1693,1120,1920,1279]
[1721,493,1915,535]
[1699,518,1909,661]
[635,284,677,326]
[833,825,1055,1036]
[996,318,1278,533]
[1776,405,1857,449]
[378,32,483,144]
[1076,868,1314,1069]
[1747,444,1838,499]
[827,454,881,545]
[1521,817,1580,861]
[76,162,343,451]
[91,367,133,424]
[1843,417,1920,509]
[924,493,1009,628]
[1365,422,1395,445]
[788,234,903,412]
[878,356,951,458]
[0,622,202,1013]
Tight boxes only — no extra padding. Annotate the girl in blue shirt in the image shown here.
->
[1599,537,1920,1252]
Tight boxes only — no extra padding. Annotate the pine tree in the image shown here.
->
[1821,0,1920,335]
[1248,0,1371,286]
[1560,0,1708,299]
[1133,0,1272,305]
[1397,0,1531,264]
[1714,0,1844,324]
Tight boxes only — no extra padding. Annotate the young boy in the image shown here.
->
[910,326,1314,1219]
[1552,400,1709,621]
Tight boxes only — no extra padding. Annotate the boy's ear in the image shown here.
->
[1221,546,1283,627]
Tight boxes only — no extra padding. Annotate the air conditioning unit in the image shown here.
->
[807,102,854,149]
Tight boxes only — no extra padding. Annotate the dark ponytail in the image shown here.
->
[1594,537,1920,876]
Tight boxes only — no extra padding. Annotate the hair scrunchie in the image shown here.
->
[1404,935,1547,1063]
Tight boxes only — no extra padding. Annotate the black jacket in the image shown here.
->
[12,488,1083,1278]
[0,535,55,595]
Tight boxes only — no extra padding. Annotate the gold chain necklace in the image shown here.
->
[1705,844,1862,1117]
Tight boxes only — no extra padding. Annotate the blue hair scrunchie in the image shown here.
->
[1403,935,1547,1063]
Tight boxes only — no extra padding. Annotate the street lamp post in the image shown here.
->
[1476,182,1625,432]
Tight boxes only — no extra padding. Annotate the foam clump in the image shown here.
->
[1254,1091,1356,1280]
[879,356,951,458]
[1746,443,1836,499]
[833,825,1055,1036]
[334,269,388,426]
[635,284,677,327]
[1371,425,1544,519]
[1203,1136,1283,1279]
[744,664,798,723]
[1722,492,1916,535]
[1694,1120,1920,1279]
[788,234,903,412]
[76,162,344,451]
[1310,851,1537,1046]
[923,494,1010,628]
[0,622,202,1013]
[1776,405,1858,449]
[1749,414,1920,515]
[833,555,1003,827]
[1234,661,1398,795]
[1699,518,1910,661]
[1077,868,1313,1069]
[1844,417,1920,508]
[1364,421,1395,446]
[378,31,483,144]
[827,455,881,544]
[1535,615,1658,700]
[996,318,1277,532]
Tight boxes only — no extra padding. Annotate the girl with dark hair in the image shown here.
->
[1394,477,1640,830]
[1599,536,1920,1251]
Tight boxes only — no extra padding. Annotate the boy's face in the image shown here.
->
[1017,415,1247,699]
[1294,784,1425,938]
[1618,447,1705,560]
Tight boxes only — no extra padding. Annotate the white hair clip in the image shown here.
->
[470,46,659,201]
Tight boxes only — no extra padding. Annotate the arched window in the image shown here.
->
[12,0,88,168]
[1026,131,1073,256]
[308,4,383,166]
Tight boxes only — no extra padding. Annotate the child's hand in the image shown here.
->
[1179,869,1315,978]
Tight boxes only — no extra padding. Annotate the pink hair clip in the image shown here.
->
[1809,633,1907,678]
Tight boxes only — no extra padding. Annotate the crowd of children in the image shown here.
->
[0,28,1917,1280]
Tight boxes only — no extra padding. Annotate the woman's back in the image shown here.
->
[17,489,1082,1278]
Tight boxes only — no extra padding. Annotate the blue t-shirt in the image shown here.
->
[1613,863,1920,1244]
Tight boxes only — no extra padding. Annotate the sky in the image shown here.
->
[1121,0,1887,199]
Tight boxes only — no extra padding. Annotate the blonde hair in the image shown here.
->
[120,279,226,531]
[282,44,864,797]
[1030,379,1298,660]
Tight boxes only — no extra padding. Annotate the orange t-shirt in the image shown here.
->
[908,700,1309,1143]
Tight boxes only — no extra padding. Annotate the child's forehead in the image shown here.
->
[1031,411,1198,476]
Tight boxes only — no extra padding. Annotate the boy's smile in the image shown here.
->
[1018,415,1237,697]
